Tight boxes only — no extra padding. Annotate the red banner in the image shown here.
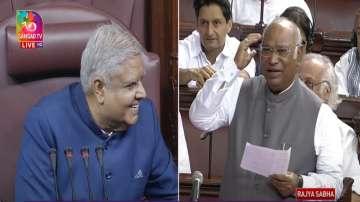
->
[295,188,336,200]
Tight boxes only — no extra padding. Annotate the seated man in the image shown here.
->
[300,53,360,200]
[15,25,177,201]
[190,17,343,200]
[231,0,312,26]
[335,8,360,97]
[179,0,256,88]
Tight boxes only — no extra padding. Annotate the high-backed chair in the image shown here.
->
[0,2,160,202]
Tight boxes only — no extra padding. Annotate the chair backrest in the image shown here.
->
[0,2,160,202]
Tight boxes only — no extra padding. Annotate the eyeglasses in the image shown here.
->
[303,80,332,91]
[260,43,304,58]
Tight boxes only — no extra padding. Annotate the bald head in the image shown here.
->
[263,17,303,46]
[261,17,305,94]
[299,53,339,109]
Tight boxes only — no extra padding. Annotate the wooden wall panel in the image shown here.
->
[149,0,178,156]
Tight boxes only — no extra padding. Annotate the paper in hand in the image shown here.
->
[240,142,291,177]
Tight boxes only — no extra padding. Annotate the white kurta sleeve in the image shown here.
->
[189,67,243,132]
[302,104,343,199]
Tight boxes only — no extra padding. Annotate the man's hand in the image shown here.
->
[270,171,299,198]
[234,33,262,70]
[179,66,216,87]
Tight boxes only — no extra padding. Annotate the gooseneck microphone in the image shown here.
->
[96,145,108,200]
[64,147,76,200]
[81,146,93,200]
[48,148,61,200]
[191,171,203,202]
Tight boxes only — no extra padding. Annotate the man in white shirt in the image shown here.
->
[300,53,360,199]
[335,9,360,97]
[231,0,313,26]
[179,0,257,88]
[190,17,343,200]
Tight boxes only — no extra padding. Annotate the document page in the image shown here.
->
[240,142,291,177]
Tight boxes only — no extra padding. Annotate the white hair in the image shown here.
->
[80,24,144,93]
[303,53,341,109]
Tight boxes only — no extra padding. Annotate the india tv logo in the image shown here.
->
[16,10,43,49]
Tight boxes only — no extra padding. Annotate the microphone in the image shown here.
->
[191,171,203,202]
[81,146,93,200]
[96,145,108,200]
[48,148,61,200]
[64,147,76,201]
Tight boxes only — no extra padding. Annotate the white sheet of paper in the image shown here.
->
[240,142,291,177]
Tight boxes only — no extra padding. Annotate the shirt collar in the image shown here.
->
[190,31,202,58]
[222,34,233,57]
[70,82,110,139]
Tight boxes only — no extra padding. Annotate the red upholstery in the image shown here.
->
[0,2,160,202]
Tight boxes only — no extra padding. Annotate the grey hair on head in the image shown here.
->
[80,24,144,94]
[303,53,341,109]
[264,17,303,45]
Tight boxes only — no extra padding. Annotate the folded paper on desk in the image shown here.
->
[240,142,291,177]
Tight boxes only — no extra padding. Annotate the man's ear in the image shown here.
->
[324,85,331,99]
[227,19,233,34]
[92,77,106,104]
[294,45,305,64]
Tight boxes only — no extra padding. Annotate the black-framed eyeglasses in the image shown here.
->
[260,42,305,58]
[303,80,332,91]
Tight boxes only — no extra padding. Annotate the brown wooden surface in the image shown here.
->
[149,0,178,156]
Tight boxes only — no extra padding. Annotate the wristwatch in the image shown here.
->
[297,174,303,188]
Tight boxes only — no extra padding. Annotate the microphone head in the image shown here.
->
[95,145,104,164]
[192,170,203,184]
[81,146,90,159]
[48,148,57,154]
[95,145,104,154]
[64,147,73,159]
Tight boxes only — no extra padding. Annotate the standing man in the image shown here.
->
[190,18,343,200]
[179,0,256,88]
[15,25,177,201]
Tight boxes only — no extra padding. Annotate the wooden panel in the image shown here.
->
[180,110,210,177]
[306,0,360,32]
[179,0,194,22]
[149,0,178,156]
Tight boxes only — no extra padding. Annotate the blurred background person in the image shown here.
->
[335,8,360,97]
